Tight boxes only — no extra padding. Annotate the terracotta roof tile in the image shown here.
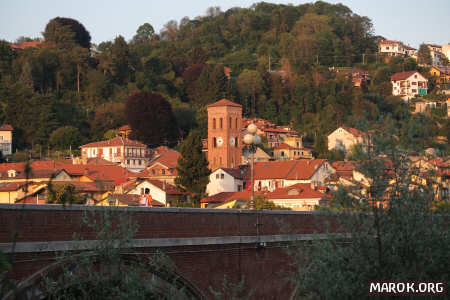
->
[274,143,293,150]
[267,183,330,200]
[0,124,13,131]
[207,99,242,108]
[81,137,146,148]
[390,71,422,81]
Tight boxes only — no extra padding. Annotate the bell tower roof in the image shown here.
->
[207,99,242,108]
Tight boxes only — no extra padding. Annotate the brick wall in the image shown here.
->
[0,204,336,299]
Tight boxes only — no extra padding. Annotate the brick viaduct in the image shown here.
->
[0,204,334,299]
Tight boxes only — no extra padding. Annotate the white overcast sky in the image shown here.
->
[1,0,449,48]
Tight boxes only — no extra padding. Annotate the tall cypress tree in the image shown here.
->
[175,130,211,205]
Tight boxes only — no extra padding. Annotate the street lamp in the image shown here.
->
[243,123,261,210]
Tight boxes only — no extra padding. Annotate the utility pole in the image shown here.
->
[268,55,271,72]
[362,53,365,65]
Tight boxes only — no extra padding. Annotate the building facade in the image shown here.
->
[391,71,428,100]
[80,137,148,172]
[207,99,243,170]
[0,125,13,156]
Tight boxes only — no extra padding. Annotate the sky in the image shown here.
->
[1,0,449,48]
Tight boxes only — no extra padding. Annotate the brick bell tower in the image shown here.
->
[206,99,243,170]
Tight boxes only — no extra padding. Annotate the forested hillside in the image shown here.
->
[0,1,448,159]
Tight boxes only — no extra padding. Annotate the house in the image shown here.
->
[113,177,183,206]
[426,44,446,66]
[99,194,165,207]
[414,100,437,114]
[273,136,312,161]
[0,182,31,204]
[378,39,411,57]
[80,137,149,172]
[391,71,428,100]
[200,191,256,209]
[334,68,370,88]
[442,44,450,61]
[266,183,331,211]
[138,146,180,184]
[429,66,450,94]
[0,124,13,156]
[328,126,370,153]
[242,147,271,164]
[246,159,334,192]
[117,125,132,139]
[206,167,245,196]
[243,117,299,149]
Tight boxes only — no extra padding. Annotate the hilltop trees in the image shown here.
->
[125,91,180,147]
[43,17,91,49]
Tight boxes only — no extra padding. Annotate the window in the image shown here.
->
[213,118,216,129]
[235,137,238,147]
[145,188,150,194]
[414,75,417,78]
[162,169,165,175]
[412,82,417,85]
[386,46,389,50]
[126,160,130,165]
[220,118,223,129]
[141,188,144,195]
[229,117,232,128]
[152,169,156,175]
[216,174,219,179]
[235,118,238,129]
[138,160,142,165]
[412,89,417,93]
[221,173,224,179]
[213,137,217,148]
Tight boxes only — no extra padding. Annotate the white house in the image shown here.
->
[426,44,445,66]
[206,167,244,196]
[379,39,409,57]
[391,71,428,100]
[80,137,149,172]
[328,126,369,153]
[115,178,181,206]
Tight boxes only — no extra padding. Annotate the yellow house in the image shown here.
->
[429,66,450,93]
[0,182,28,203]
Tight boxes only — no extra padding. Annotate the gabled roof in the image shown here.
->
[0,124,13,131]
[52,181,114,192]
[246,159,328,180]
[216,167,244,180]
[81,137,146,148]
[147,148,180,170]
[201,191,262,204]
[274,143,293,150]
[0,181,29,192]
[266,183,331,200]
[207,99,242,108]
[390,71,423,81]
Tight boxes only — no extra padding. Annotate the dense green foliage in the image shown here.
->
[0,1,447,158]
[175,130,211,205]
[291,122,450,299]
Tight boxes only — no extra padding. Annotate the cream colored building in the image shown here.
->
[328,126,369,153]
[0,125,13,156]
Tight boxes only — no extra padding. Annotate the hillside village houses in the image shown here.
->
[391,71,428,100]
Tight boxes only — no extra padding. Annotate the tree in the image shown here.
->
[175,129,211,205]
[132,23,155,44]
[237,69,263,115]
[111,36,130,85]
[49,126,82,150]
[43,17,91,49]
[125,91,180,147]
[46,183,83,204]
[417,43,432,66]
[290,123,450,299]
